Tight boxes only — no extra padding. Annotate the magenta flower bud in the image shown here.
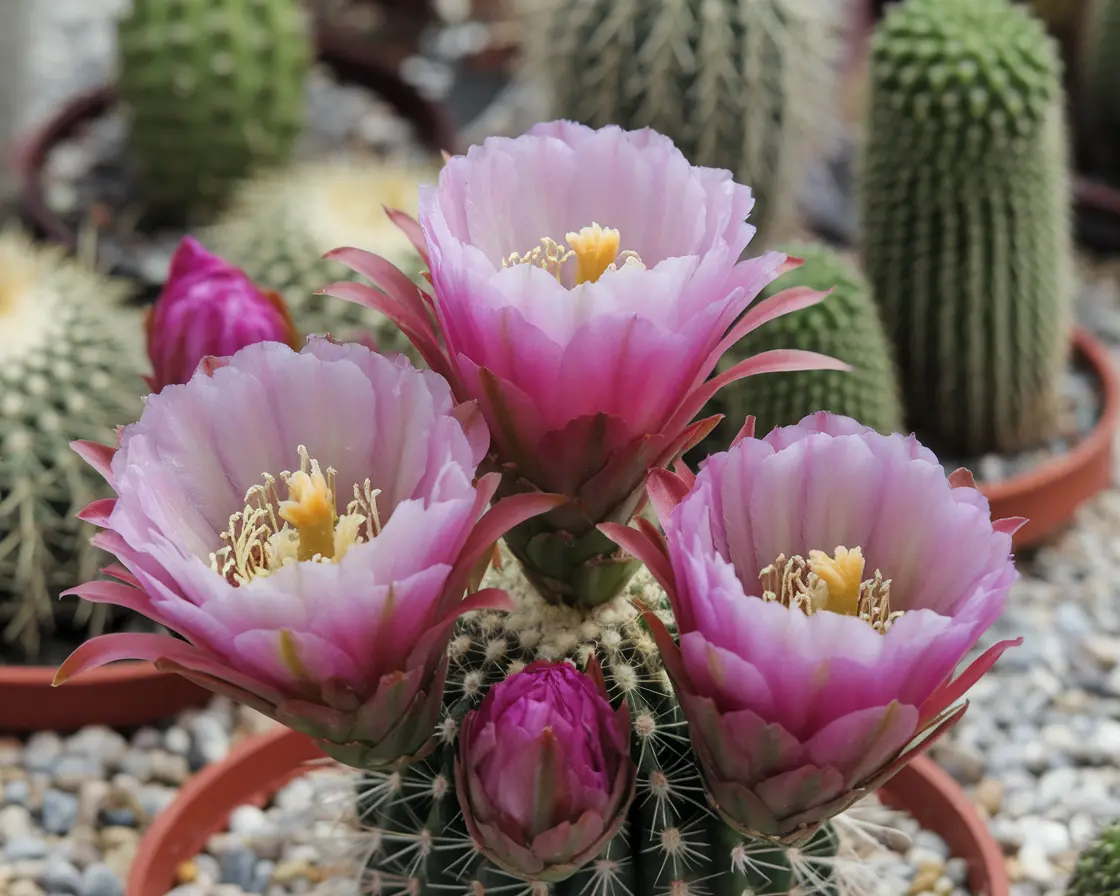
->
[145,236,301,392]
[456,658,636,882]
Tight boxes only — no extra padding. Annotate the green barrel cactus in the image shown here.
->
[117,0,312,223]
[0,231,145,662]
[519,0,845,244]
[200,157,437,358]
[356,546,844,896]
[860,0,1074,457]
[1067,822,1120,895]
[698,243,904,453]
[1080,0,1120,179]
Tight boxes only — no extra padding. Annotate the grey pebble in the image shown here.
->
[96,807,137,827]
[53,755,105,792]
[6,778,32,806]
[42,858,84,895]
[41,789,80,835]
[137,785,177,818]
[148,750,189,786]
[129,728,162,751]
[251,860,275,894]
[115,749,152,782]
[188,715,231,769]
[229,805,271,840]
[25,732,63,773]
[80,864,124,896]
[162,726,192,756]
[220,847,259,890]
[4,835,49,861]
[0,803,34,838]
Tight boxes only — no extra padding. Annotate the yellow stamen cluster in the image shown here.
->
[758,546,901,634]
[209,445,382,586]
[502,223,645,285]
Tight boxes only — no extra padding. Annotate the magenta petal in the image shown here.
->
[802,701,919,784]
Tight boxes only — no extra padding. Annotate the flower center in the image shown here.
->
[502,223,646,285]
[757,546,902,634]
[209,445,382,586]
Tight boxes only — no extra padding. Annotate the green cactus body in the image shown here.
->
[519,0,843,244]
[0,232,145,661]
[200,158,436,359]
[1066,822,1120,896]
[353,547,846,896]
[1080,0,1120,179]
[700,243,904,451]
[117,0,312,223]
[860,0,1074,457]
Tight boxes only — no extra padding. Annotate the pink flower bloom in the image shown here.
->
[457,658,636,881]
[321,121,845,607]
[145,237,300,393]
[58,338,561,769]
[602,413,1022,843]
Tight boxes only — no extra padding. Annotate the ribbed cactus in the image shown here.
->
[861,0,1074,457]
[0,231,145,662]
[1080,0,1120,179]
[518,0,844,244]
[117,0,312,223]
[1067,822,1120,896]
[356,546,843,896]
[698,243,904,453]
[200,157,436,357]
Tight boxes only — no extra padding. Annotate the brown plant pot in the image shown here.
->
[979,327,1120,550]
[128,726,1009,896]
[17,26,456,253]
[0,662,211,735]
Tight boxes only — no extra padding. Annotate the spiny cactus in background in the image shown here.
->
[355,546,846,896]
[0,231,145,662]
[861,0,1073,457]
[117,0,312,223]
[1066,823,1120,896]
[518,0,845,244]
[696,243,904,455]
[200,157,437,358]
[1080,0,1120,180]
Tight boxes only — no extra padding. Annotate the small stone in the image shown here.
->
[41,788,80,835]
[910,863,944,894]
[975,778,1003,815]
[0,804,34,839]
[163,726,191,756]
[137,785,176,817]
[930,743,984,785]
[0,738,23,768]
[220,847,258,890]
[188,715,231,769]
[9,880,45,896]
[944,857,968,885]
[10,859,47,880]
[229,805,271,840]
[165,887,206,896]
[115,749,152,782]
[252,860,275,893]
[59,834,101,871]
[80,864,125,896]
[1018,817,1071,856]
[273,777,314,812]
[77,780,109,826]
[3,836,49,861]
[97,807,138,827]
[65,728,127,767]
[5,779,31,807]
[149,750,189,786]
[25,732,63,773]
[98,826,139,851]
[130,728,162,751]
[42,858,83,895]
[1017,845,1056,885]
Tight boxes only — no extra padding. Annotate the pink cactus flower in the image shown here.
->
[145,236,301,393]
[602,412,1023,844]
[456,658,636,881]
[321,121,846,607]
[57,338,561,769]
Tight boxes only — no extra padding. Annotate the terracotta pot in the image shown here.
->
[17,26,456,253]
[980,327,1119,550]
[129,726,1009,896]
[0,663,210,735]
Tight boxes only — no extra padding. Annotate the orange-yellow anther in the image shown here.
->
[565,223,621,285]
[279,467,336,561]
[808,546,866,617]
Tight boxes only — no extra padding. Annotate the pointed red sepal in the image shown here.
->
[671,457,697,489]
[59,580,155,618]
[646,468,693,524]
[77,498,116,527]
[994,517,1029,536]
[70,440,118,484]
[778,254,804,275]
[583,652,608,694]
[384,207,431,266]
[635,601,690,688]
[407,587,516,670]
[598,522,675,597]
[917,637,1023,727]
[947,467,976,489]
[731,416,757,446]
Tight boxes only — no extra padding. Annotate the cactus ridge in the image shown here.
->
[0,231,145,661]
[351,547,860,896]
[701,243,904,450]
[200,158,435,358]
[1067,822,1120,896]
[860,0,1074,456]
[117,0,312,222]
[519,0,843,243]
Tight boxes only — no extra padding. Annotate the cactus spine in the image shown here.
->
[200,157,436,358]
[860,0,1074,456]
[117,0,312,223]
[700,243,904,451]
[0,231,145,662]
[519,0,844,244]
[355,546,849,896]
[1080,0,1120,180]
[1066,822,1120,896]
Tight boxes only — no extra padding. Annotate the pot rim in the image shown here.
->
[128,726,1010,896]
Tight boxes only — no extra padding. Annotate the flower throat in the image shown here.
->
[502,223,646,285]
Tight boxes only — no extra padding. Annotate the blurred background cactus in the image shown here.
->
[1079,0,1120,180]
[117,0,313,224]
[516,0,846,244]
[0,230,145,662]
[696,242,903,453]
[199,156,436,356]
[860,0,1074,457]
[1066,822,1120,896]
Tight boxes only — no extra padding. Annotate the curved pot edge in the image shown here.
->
[980,327,1120,550]
[128,728,1008,896]
[0,662,211,735]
